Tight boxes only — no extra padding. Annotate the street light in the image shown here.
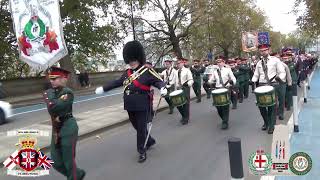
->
[130,0,136,40]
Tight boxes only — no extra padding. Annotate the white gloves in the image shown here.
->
[187,81,193,87]
[95,87,104,94]
[160,87,168,96]
[166,84,172,89]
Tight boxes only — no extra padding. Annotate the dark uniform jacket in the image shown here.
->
[103,65,165,111]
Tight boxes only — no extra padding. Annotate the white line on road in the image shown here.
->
[12,92,123,116]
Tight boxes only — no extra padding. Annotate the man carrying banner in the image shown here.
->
[95,41,167,163]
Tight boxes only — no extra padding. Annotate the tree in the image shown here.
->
[189,0,269,60]
[294,0,320,37]
[126,0,202,59]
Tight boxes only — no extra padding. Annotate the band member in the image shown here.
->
[229,60,239,109]
[175,58,194,125]
[43,67,86,180]
[95,41,167,163]
[190,59,205,103]
[160,59,177,114]
[282,49,297,111]
[203,59,214,99]
[252,44,286,134]
[239,58,251,100]
[209,56,236,129]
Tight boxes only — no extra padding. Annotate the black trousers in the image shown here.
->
[128,111,155,154]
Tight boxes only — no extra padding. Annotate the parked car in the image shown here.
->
[0,82,12,125]
[0,100,12,125]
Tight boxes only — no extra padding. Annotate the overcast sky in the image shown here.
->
[256,0,305,34]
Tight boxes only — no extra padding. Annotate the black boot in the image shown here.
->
[221,122,229,129]
[232,104,237,109]
[268,128,274,134]
[146,138,156,150]
[168,108,173,114]
[181,118,189,125]
[196,98,201,103]
[138,152,147,163]
[261,124,267,131]
[80,171,86,180]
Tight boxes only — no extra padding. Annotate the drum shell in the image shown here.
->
[254,88,276,107]
[211,89,230,106]
[169,90,187,107]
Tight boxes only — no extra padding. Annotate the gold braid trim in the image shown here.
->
[148,68,163,81]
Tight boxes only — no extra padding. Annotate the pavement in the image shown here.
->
[276,66,320,180]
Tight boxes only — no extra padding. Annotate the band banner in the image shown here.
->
[10,0,68,70]
[242,31,258,52]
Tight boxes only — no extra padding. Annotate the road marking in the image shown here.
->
[12,92,123,116]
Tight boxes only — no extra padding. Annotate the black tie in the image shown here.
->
[178,69,182,86]
[217,68,224,88]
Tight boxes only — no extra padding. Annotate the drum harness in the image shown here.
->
[260,56,281,86]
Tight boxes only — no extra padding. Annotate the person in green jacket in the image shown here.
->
[282,49,298,111]
[238,58,251,102]
[43,67,86,180]
[190,59,205,102]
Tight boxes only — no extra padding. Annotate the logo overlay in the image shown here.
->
[2,130,53,177]
[248,149,272,175]
[270,125,292,175]
[289,152,312,176]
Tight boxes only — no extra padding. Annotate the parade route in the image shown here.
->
[1,86,296,180]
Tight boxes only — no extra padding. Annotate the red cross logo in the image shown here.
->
[255,155,267,168]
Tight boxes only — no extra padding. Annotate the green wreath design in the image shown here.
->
[248,152,273,175]
[24,18,46,40]
[289,152,312,176]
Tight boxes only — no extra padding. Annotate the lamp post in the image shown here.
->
[130,0,136,40]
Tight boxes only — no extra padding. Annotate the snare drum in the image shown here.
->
[211,88,230,106]
[169,90,187,107]
[254,85,276,107]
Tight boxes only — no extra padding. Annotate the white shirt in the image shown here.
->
[252,55,286,84]
[281,62,292,86]
[175,66,194,88]
[161,67,177,88]
[209,66,236,88]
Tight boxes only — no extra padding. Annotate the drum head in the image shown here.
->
[254,85,274,93]
[169,89,183,96]
[212,88,228,94]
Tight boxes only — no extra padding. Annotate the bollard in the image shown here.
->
[303,80,307,103]
[228,137,244,180]
[292,85,299,132]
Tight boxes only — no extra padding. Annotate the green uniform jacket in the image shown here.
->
[232,68,242,87]
[191,66,205,82]
[239,64,251,81]
[44,87,78,137]
[288,62,298,84]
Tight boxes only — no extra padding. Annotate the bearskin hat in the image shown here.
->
[123,40,146,64]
